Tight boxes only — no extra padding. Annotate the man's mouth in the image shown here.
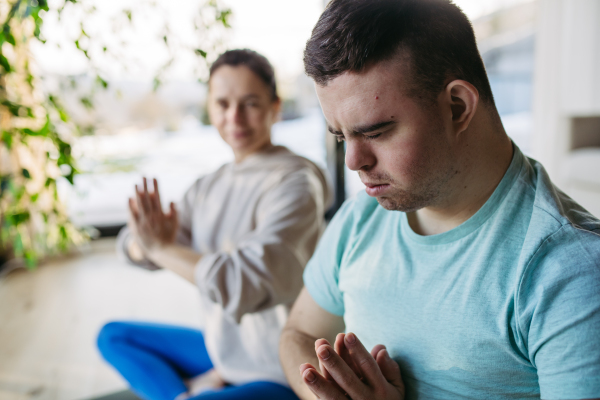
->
[362,182,390,197]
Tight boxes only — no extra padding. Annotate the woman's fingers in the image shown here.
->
[128,198,140,221]
[344,333,387,388]
[142,177,156,215]
[152,178,163,215]
[168,202,178,223]
[135,184,151,215]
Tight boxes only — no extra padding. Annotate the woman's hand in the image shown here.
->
[129,177,178,254]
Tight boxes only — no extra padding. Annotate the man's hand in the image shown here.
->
[299,332,405,400]
[129,177,178,253]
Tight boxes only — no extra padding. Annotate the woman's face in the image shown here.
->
[208,65,280,161]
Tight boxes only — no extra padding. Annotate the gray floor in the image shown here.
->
[0,238,203,400]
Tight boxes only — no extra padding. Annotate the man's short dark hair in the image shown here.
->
[210,49,279,101]
[304,0,495,105]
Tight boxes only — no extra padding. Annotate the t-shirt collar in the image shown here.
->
[401,143,523,245]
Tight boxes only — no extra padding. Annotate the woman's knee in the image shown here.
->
[97,321,131,355]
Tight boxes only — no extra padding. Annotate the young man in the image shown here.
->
[279,1,600,399]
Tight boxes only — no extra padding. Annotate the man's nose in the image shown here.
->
[345,140,375,171]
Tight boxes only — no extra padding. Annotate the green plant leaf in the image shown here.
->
[38,0,49,11]
[80,97,93,109]
[0,53,12,72]
[7,212,31,226]
[1,100,32,117]
[95,75,108,89]
[13,232,24,257]
[0,175,11,198]
[1,131,12,149]
[195,49,207,58]
[4,31,15,46]
[24,250,37,269]
[49,95,70,122]
[22,168,31,179]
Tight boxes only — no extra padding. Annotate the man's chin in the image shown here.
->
[375,195,425,213]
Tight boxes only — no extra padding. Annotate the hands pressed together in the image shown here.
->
[128,177,179,255]
[129,179,405,400]
[300,333,405,400]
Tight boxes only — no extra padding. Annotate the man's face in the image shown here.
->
[316,59,456,212]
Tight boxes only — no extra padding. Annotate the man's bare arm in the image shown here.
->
[280,287,345,400]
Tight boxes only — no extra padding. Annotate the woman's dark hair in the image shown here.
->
[210,49,279,101]
[304,0,495,105]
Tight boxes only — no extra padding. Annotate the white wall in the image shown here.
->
[532,0,600,216]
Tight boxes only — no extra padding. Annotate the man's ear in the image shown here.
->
[445,80,479,135]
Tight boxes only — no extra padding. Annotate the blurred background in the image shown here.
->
[0,0,599,399]
[32,0,600,232]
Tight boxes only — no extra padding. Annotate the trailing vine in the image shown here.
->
[0,0,231,269]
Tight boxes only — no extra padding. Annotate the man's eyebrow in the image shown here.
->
[327,120,397,136]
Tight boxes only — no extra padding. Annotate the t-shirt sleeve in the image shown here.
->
[303,198,356,317]
[518,226,600,400]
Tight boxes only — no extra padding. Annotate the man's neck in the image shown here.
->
[407,125,514,236]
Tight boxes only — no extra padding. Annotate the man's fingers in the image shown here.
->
[344,332,387,388]
[375,349,404,389]
[300,365,348,400]
[371,344,386,360]
[317,343,367,399]
[315,339,333,380]
[335,333,362,378]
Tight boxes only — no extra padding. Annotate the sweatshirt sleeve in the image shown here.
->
[115,177,201,266]
[194,167,327,323]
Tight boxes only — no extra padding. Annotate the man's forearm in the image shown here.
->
[280,327,320,400]
[147,243,202,284]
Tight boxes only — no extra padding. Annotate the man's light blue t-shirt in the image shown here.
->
[303,146,600,399]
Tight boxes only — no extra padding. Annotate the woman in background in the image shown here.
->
[97,49,330,400]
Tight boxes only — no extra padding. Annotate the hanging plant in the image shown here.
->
[0,0,84,269]
[0,0,231,269]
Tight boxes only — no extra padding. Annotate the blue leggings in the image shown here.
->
[97,321,299,400]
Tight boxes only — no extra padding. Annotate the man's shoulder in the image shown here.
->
[517,157,600,285]
[525,156,600,242]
